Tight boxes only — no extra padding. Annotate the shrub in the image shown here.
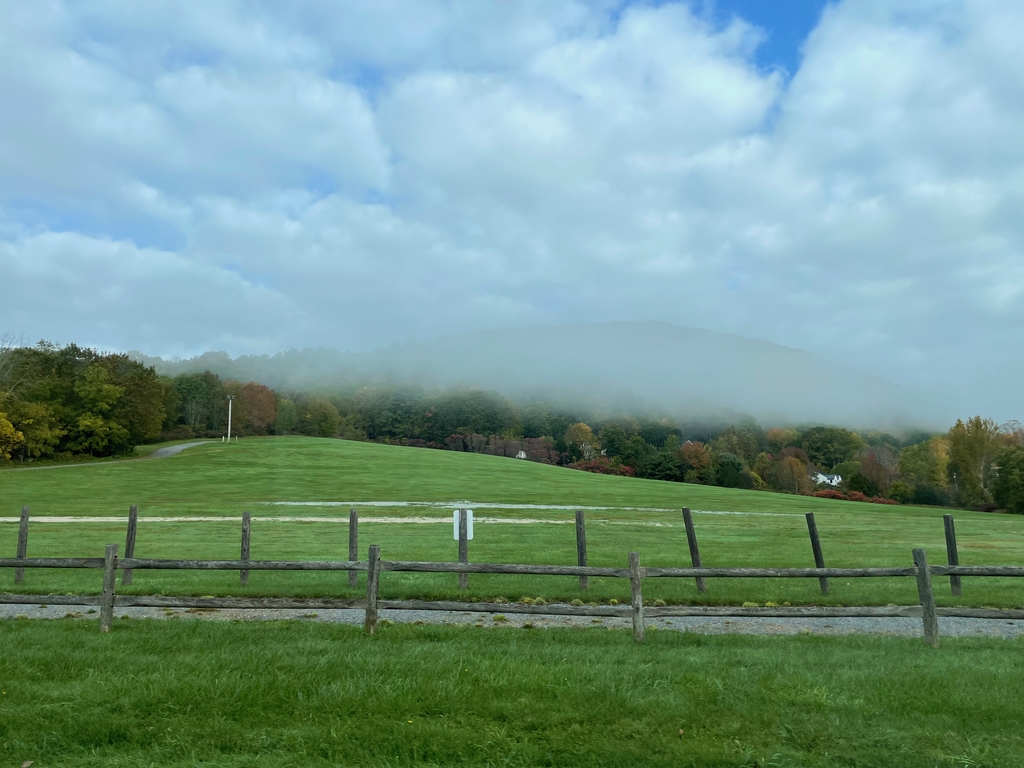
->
[886,481,914,504]
[847,472,880,497]
[847,491,867,502]
[813,489,848,500]
[867,496,900,505]
[567,458,636,476]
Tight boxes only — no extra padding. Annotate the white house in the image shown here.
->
[516,450,527,460]
[813,472,842,487]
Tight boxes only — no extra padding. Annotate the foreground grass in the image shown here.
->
[2,437,1022,607]
[1,619,1022,767]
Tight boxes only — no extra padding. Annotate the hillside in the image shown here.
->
[134,322,949,428]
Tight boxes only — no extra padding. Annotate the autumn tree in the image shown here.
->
[0,412,24,461]
[681,441,715,485]
[766,427,799,453]
[564,422,599,460]
[6,401,63,460]
[238,382,278,435]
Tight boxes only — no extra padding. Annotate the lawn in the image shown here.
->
[2,437,1023,607]
[1,619,1022,767]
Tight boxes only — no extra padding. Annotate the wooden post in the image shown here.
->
[14,505,29,584]
[681,507,707,593]
[240,511,251,587]
[122,504,138,586]
[943,515,962,597]
[575,510,588,591]
[458,509,469,590]
[100,543,118,633]
[805,513,830,595]
[913,548,940,648]
[348,508,359,587]
[365,544,380,635]
[628,551,645,644]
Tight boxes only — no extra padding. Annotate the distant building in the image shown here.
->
[516,450,527,460]
[813,472,842,487]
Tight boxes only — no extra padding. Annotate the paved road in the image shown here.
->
[0,441,213,471]
[147,441,214,459]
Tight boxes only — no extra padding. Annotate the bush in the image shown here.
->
[847,472,880,497]
[812,489,848,500]
[912,485,951,507]
[567,458,636,477]
[847,491,867,502]
[162,425,195,441]
[867,496,900,505]
[886,481,914,504]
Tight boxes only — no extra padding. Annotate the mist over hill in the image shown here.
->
[133,323,951,429]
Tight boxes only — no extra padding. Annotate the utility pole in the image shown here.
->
[227,395,235,442]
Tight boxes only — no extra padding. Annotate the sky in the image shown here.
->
[1,0,1022,421]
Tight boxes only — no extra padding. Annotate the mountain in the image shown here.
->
[134,322,951,428]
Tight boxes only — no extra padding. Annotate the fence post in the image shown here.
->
[458,509,469,590]
[240,511,251,587]
[628,551,645,644]
[14,505,29,584]
[122,504,138,586]
[681,508,707,593]
[348,508,359,587]
[805,513,830,595]
[943,515,962,597]
[575,510,588,591]
[913,548,940,648]
[365,544,380,635]
[100,543,118,633]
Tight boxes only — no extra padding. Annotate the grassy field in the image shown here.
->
[1,619,1022,768]
[2,436,1023,607]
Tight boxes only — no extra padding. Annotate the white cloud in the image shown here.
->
[0,0,1022,418]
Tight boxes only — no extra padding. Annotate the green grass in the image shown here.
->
[1,619,1022,767]
[2,437,1023,607]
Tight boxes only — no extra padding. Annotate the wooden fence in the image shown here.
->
[2,505,977,599]
[3,546,1024,647]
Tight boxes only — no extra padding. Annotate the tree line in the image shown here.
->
[2,340,1022,513]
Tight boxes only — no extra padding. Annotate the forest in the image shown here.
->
[1,341,1022,513]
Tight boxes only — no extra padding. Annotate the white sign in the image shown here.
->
[453,509,474,540]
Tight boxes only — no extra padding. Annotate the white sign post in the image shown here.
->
[453,509,474,540]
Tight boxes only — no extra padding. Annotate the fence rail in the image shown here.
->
[4,547,1024,646]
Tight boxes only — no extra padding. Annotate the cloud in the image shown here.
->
[0,0,1022,419]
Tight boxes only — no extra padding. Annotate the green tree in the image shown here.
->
[619,435,654,475]
[993,447,1024,514]
[898,437,950,489]
[800,426,865,471]
[300,397,340,438]
[274,397,298,435]
[714,451,745,488]
[947,416,1001,507]
[847,472,880,497]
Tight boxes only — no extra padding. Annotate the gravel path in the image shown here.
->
[3,603,1023,638]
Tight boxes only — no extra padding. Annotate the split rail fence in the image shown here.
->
[3,507,1024,647]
